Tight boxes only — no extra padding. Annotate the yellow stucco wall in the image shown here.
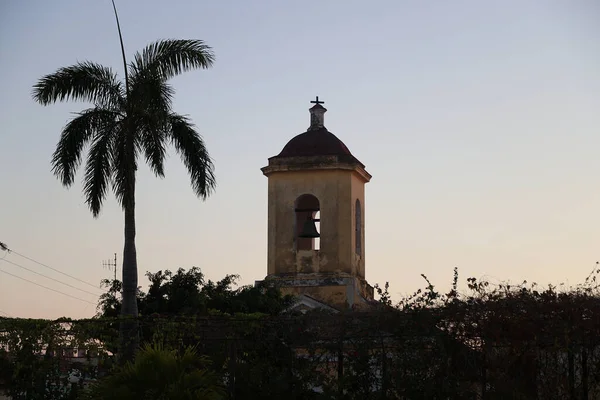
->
[351,172,366,279]
[260,152,373,310]
[266,169,366,278]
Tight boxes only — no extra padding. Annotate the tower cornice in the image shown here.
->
[261,155,371,183]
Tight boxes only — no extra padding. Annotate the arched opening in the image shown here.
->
[355,199,362,256]
[295,194,320,251]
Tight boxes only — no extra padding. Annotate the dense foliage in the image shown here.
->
[3,267,600,399]
[83,344,225,399]
[97,267,294,318]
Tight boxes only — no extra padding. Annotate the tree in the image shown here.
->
[32,32,216,361]
[83,343,225,400]
[96,267,294,319]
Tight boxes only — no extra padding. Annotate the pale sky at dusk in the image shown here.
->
[1,0,599,319]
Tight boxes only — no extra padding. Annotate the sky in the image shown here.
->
[1,0,599,319]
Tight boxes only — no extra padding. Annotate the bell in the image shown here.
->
[299,218,320,238]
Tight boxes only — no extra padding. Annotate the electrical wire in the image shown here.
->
[2,246,102,290]
[0,258,101,297]
[0,268,96,305]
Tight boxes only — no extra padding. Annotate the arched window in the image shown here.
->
[355,199,362,256]
[295,194,320,251]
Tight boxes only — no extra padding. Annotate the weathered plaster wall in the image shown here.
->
[262,275,374,310]
[350,171,366,279]
[261,153,373,310]
[266,169,355,276]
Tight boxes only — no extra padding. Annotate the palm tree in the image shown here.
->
[32,38,216,361]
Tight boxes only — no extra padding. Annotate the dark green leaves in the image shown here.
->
[84,124,118,217]
[33,61,124,107]
[36,39,216,216]
[169,114,216,200]
[85,343,225,400]
[111,125,138,209]
[131,39,215,80]
[51,108,119,188]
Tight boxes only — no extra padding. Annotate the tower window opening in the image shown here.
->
[314,211,321,250]
[355,199,362,256]
[295,194,320,251]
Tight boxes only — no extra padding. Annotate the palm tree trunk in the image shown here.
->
[119,193,139,363]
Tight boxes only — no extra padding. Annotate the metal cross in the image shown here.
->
[310,96,324,105]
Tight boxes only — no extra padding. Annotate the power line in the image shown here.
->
[0,258,102,297]
[0,244,103,290]
[0,268,96,305]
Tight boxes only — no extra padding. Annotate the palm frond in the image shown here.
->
[128,73,174,178]
[168,114,216,200]
[139,116,167,178]
[51,108,118,187]
[33,61,124,106]
[128,72,174,113]
[112,120,138,209]
[126,74,173,178]
[131,39,214,80]
[83,123,117,217]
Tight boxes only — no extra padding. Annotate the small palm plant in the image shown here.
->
[33,31,216,359]
[84,343,225,399]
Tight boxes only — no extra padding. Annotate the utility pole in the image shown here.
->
[102,253,117,281]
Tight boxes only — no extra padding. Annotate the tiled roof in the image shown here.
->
[275,127,354,158]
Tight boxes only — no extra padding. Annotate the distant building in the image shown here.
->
[257,97,374,312]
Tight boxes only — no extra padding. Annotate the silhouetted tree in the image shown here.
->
[33,35,216,361]
[96,267,293,320]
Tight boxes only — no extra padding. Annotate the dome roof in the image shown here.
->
[266,98,365,169]
[276,127,354,158]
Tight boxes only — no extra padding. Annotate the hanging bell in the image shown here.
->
[299,217,320,238]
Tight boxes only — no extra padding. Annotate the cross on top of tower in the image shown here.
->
[308,96,326,130]
[310,96,324,106]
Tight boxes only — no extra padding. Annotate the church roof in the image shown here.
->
[284,294,340,314]
[268,97,364,167]
[276,127,355,158]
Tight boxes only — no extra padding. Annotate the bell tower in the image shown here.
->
[258,97,374,311]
